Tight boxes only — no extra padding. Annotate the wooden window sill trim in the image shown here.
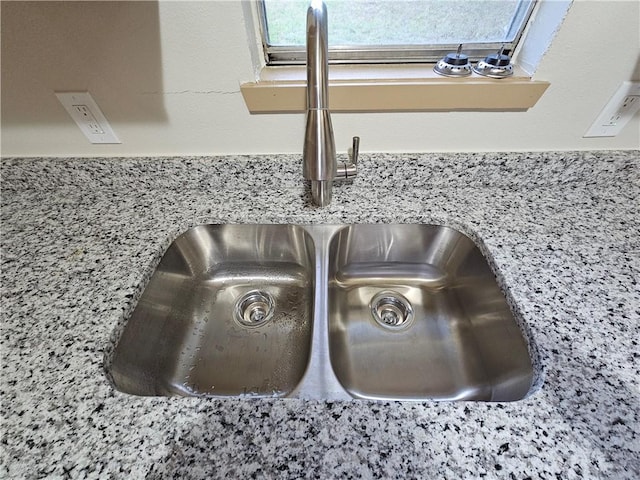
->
[241,64,549,113]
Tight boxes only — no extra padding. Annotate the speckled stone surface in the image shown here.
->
[1,151,638,479]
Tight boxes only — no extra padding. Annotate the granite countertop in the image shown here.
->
[1,151,638,479]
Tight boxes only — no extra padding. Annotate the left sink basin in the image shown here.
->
[109,225,315,397]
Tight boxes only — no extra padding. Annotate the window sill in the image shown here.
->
[240,64,550,114]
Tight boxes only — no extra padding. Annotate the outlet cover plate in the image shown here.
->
[584,81,640,138]
[56,92,121,144]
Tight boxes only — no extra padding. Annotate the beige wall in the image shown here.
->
[1,0,639,157]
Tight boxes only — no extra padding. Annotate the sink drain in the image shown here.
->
[234,291,275,328]
[370,291,414,330]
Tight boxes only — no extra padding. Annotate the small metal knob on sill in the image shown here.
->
[473,46,514,79]
[434,45,472,77]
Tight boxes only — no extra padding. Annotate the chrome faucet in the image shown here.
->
[303,0,358,207]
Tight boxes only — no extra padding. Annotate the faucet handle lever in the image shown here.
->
[351,136,360,165]
[337,136,359,181]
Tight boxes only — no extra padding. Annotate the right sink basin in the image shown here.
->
[327,224,533,401]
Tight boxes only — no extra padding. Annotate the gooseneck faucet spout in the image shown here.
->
[302,0,359,207]
[303,0,336,206]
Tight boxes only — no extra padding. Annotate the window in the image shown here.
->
[258,0,536,65]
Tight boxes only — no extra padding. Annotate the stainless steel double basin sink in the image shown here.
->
[108,224,536,401]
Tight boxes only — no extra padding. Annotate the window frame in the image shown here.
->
[257,0,537,65]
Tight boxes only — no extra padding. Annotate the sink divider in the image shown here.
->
[289,225,351,400]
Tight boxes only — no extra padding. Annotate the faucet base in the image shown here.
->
[311,180,332,207]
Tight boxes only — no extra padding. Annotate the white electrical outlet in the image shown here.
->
[584,81,640,137]
[56,92,121,144]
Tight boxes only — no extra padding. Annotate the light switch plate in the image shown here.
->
[584,81,640,137]
[56,92,121,144]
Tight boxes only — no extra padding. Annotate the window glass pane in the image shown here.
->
[264,0,532,47]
